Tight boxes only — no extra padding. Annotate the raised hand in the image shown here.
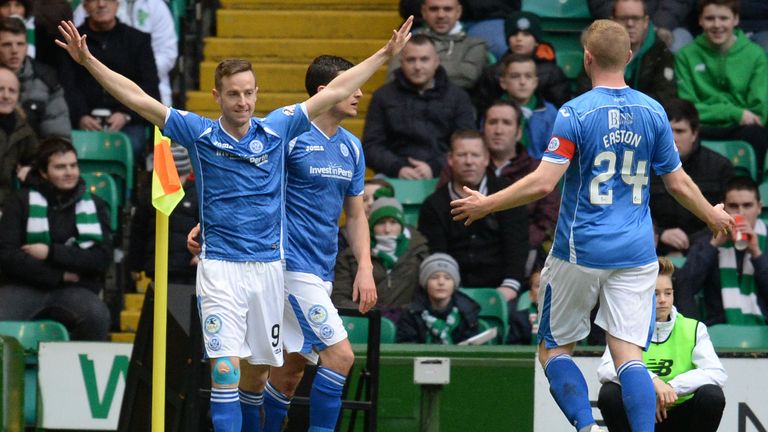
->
[55,20,90,65]
[383,16,414,58]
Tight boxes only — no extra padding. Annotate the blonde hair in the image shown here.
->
[658,256,675,277]
[583,19,631,72]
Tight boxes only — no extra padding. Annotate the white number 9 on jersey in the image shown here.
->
[589,150,649,205]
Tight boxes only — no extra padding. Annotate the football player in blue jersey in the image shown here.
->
[57,17,411,432]
[263,54,376,432]
[451,20,733,432]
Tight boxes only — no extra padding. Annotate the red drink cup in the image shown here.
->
[733,214,749,250]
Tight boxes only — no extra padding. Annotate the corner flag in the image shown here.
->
[151,127,185,215]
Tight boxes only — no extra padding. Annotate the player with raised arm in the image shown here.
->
[187,55,378,432]
[57,17,411,432]
[451,20,733,432]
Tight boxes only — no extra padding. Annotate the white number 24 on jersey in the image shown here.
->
[589,150,648,205]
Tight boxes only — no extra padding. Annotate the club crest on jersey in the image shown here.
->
[179,110,190,116]
[559,108,570,117]
[204,314,222,334]
[249,139,264,154]
[208,337,222,351]
[282,105,296,116]
[547,137,560,152]
[308,305,328,324]
[319,324,334,339]
[340,143,350,157]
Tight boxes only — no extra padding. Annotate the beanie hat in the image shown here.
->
[171,144,192,178]
[419,253,461,288]
[368,197,405,229]
[505,11,543,42]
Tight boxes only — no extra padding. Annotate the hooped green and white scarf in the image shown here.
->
[26,189,103,249]
[422,306,461,344]
[719,219,767,325]
[372,227,412,270]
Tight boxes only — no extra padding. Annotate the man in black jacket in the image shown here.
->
[363,35,476,179]
[59,0,159,163]
[418,129,528,301]
[650,99,732,255]
[0,138,112,340]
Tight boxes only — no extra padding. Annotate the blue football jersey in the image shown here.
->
[543,87,681,268]
[284,124,365,281]
[162,104,310,262]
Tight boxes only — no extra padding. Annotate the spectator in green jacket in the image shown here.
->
[675,0,768,177]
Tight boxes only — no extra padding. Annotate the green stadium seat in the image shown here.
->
[0,321,70,426]
[381,317,396,344]
[81,172,120,231]
[708,324,768,349]
[0,336,24,431]
[701,140,757,180]
[522,0,591,32]
[516,291,532,312]
[385,178,439,226]
[72,130,134,204]
[556,49,584,79]
[342,316,397,344]
[459,288,509,344]
[522,0,590,18]
[667,255,686,268]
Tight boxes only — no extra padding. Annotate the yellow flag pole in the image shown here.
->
[152,212,170,432]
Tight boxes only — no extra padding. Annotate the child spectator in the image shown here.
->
[473,11,570,115]
[498,54,558,159]
[396,252,481,343]
[597,256,727,432]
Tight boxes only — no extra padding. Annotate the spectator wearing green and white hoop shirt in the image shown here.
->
[676,176,768,326]
[0,137,112,340]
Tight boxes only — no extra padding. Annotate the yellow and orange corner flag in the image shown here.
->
[151,126,184,432]
[151,126,185,216]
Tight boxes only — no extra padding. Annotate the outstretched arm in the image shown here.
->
[56,20,168,128]
[451,161,567,226]
[661,169,734,236]
[304,16,413,120]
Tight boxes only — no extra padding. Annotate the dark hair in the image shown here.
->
[0,16,25,35]
[449,129,485,151]
[500,53,537,72]
[408,33,436,47]
[697,0,739,16]
[724,175,759,201]
[304,55,355,97]
[214,59,254,91]
[0,0,31,19]
[485,99,523,127]
[34,137,77,173]
[665,98,700,132]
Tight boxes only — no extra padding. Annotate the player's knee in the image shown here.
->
[323,343,354,373]
[211,357,240,387]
